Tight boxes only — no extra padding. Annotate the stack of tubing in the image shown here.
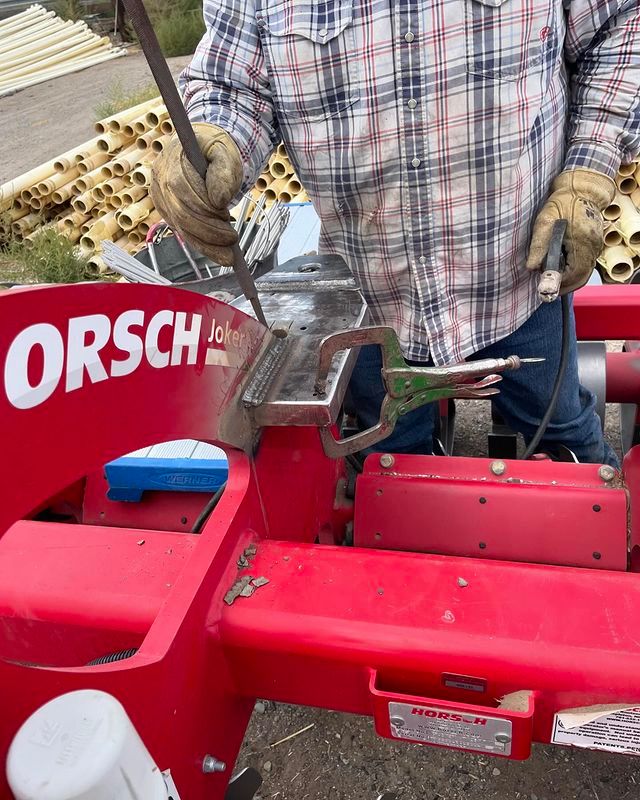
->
[599,160,640,284]
[1,106,310,275]
[0,4,126,98]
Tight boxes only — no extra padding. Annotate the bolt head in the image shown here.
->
[202,755,226,774]
[380,453,395,469]
[495,732,512,744]
[490,460,506,476]
[598,465,616,482]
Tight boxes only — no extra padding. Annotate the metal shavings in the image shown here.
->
[224,572,270,605]
[224,575,254,605]
[237,543,258,569]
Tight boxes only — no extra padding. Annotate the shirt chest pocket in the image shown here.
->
[465,0,558,80]
[257,0,360,122]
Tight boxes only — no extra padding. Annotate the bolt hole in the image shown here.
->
[479,542,487,549]
[479,497,487,504]
[99,511,105,518]
[375,532,382,541]
[593,551,602,560]
[376,489,383,496]
[592,504,601,512]
[181,516,188,524]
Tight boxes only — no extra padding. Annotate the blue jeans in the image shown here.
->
[348,299,619,466]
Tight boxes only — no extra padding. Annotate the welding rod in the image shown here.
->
[120,0,267,325]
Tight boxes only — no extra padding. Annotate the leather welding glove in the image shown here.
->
[150,123,243,267]
[526,168,616,294]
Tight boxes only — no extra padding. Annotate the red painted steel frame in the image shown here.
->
[1,283,640,798]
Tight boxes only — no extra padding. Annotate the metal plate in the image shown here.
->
[354,454,628,569]
[235,256,368,426]
[389,702,513,755]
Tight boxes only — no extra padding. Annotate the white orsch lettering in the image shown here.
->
[111,309,145,377]
[66,313,111,391]
[171,311,202,366]
[4,323,64,409]
[145,309,174,369]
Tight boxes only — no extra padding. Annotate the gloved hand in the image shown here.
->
[526,168,616,294]
[150,123,243,267]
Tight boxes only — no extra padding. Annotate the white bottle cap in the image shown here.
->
[7,690,168,800]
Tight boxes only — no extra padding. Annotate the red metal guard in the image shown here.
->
[1,285,640,798]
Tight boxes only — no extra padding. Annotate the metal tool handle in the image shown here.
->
[538,218,568,303]
[121,0,267,325]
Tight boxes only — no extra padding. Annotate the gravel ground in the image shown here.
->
[3,55,634,800]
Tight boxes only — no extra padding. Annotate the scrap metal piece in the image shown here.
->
[252,576,269,588]
[224,575,254,606]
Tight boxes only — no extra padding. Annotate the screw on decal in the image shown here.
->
[390,717,405,728]
[495,732,512,744]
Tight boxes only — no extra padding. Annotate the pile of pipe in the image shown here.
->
[253,143,309,205]
[0,98,309,273]
[0,4,126,98]
[599,161,640,284]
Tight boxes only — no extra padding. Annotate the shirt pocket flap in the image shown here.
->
[264,0,354,43]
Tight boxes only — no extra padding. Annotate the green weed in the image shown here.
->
[0,228,92,285]
[94,80,159,120]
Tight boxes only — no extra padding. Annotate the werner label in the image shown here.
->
[3,310,246,410]
[388,702,513,756]
[552,706,640,755]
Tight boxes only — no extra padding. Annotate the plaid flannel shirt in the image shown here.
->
[181,0,640,364]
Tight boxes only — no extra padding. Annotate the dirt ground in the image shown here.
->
[0,51,191,182]
[2,55,637,800]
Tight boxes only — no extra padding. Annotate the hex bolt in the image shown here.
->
[380,453,395,469]
[202,755,226,774]
[495,732,512,744]
[490,460,506,476]
[598,465,616,482]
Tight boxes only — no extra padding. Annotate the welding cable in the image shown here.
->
[521,294,570,460]
[191,481,227,533]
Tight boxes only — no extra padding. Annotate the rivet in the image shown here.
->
[593,504,601,512]
[380,453,395,468]
[593,551,602,560]
[374,532,382,541]
[479,542,487,549]
[490,460,507,476]
[479,497,487,504]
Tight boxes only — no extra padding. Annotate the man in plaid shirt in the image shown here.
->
[152,0,640,464]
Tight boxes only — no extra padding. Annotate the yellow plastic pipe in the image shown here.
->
[598,245,635,282]
[616,194,640,246]
[116,196,154,230]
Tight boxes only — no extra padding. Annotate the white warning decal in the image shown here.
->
[552,705,640,755]
[388,702,512,755]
